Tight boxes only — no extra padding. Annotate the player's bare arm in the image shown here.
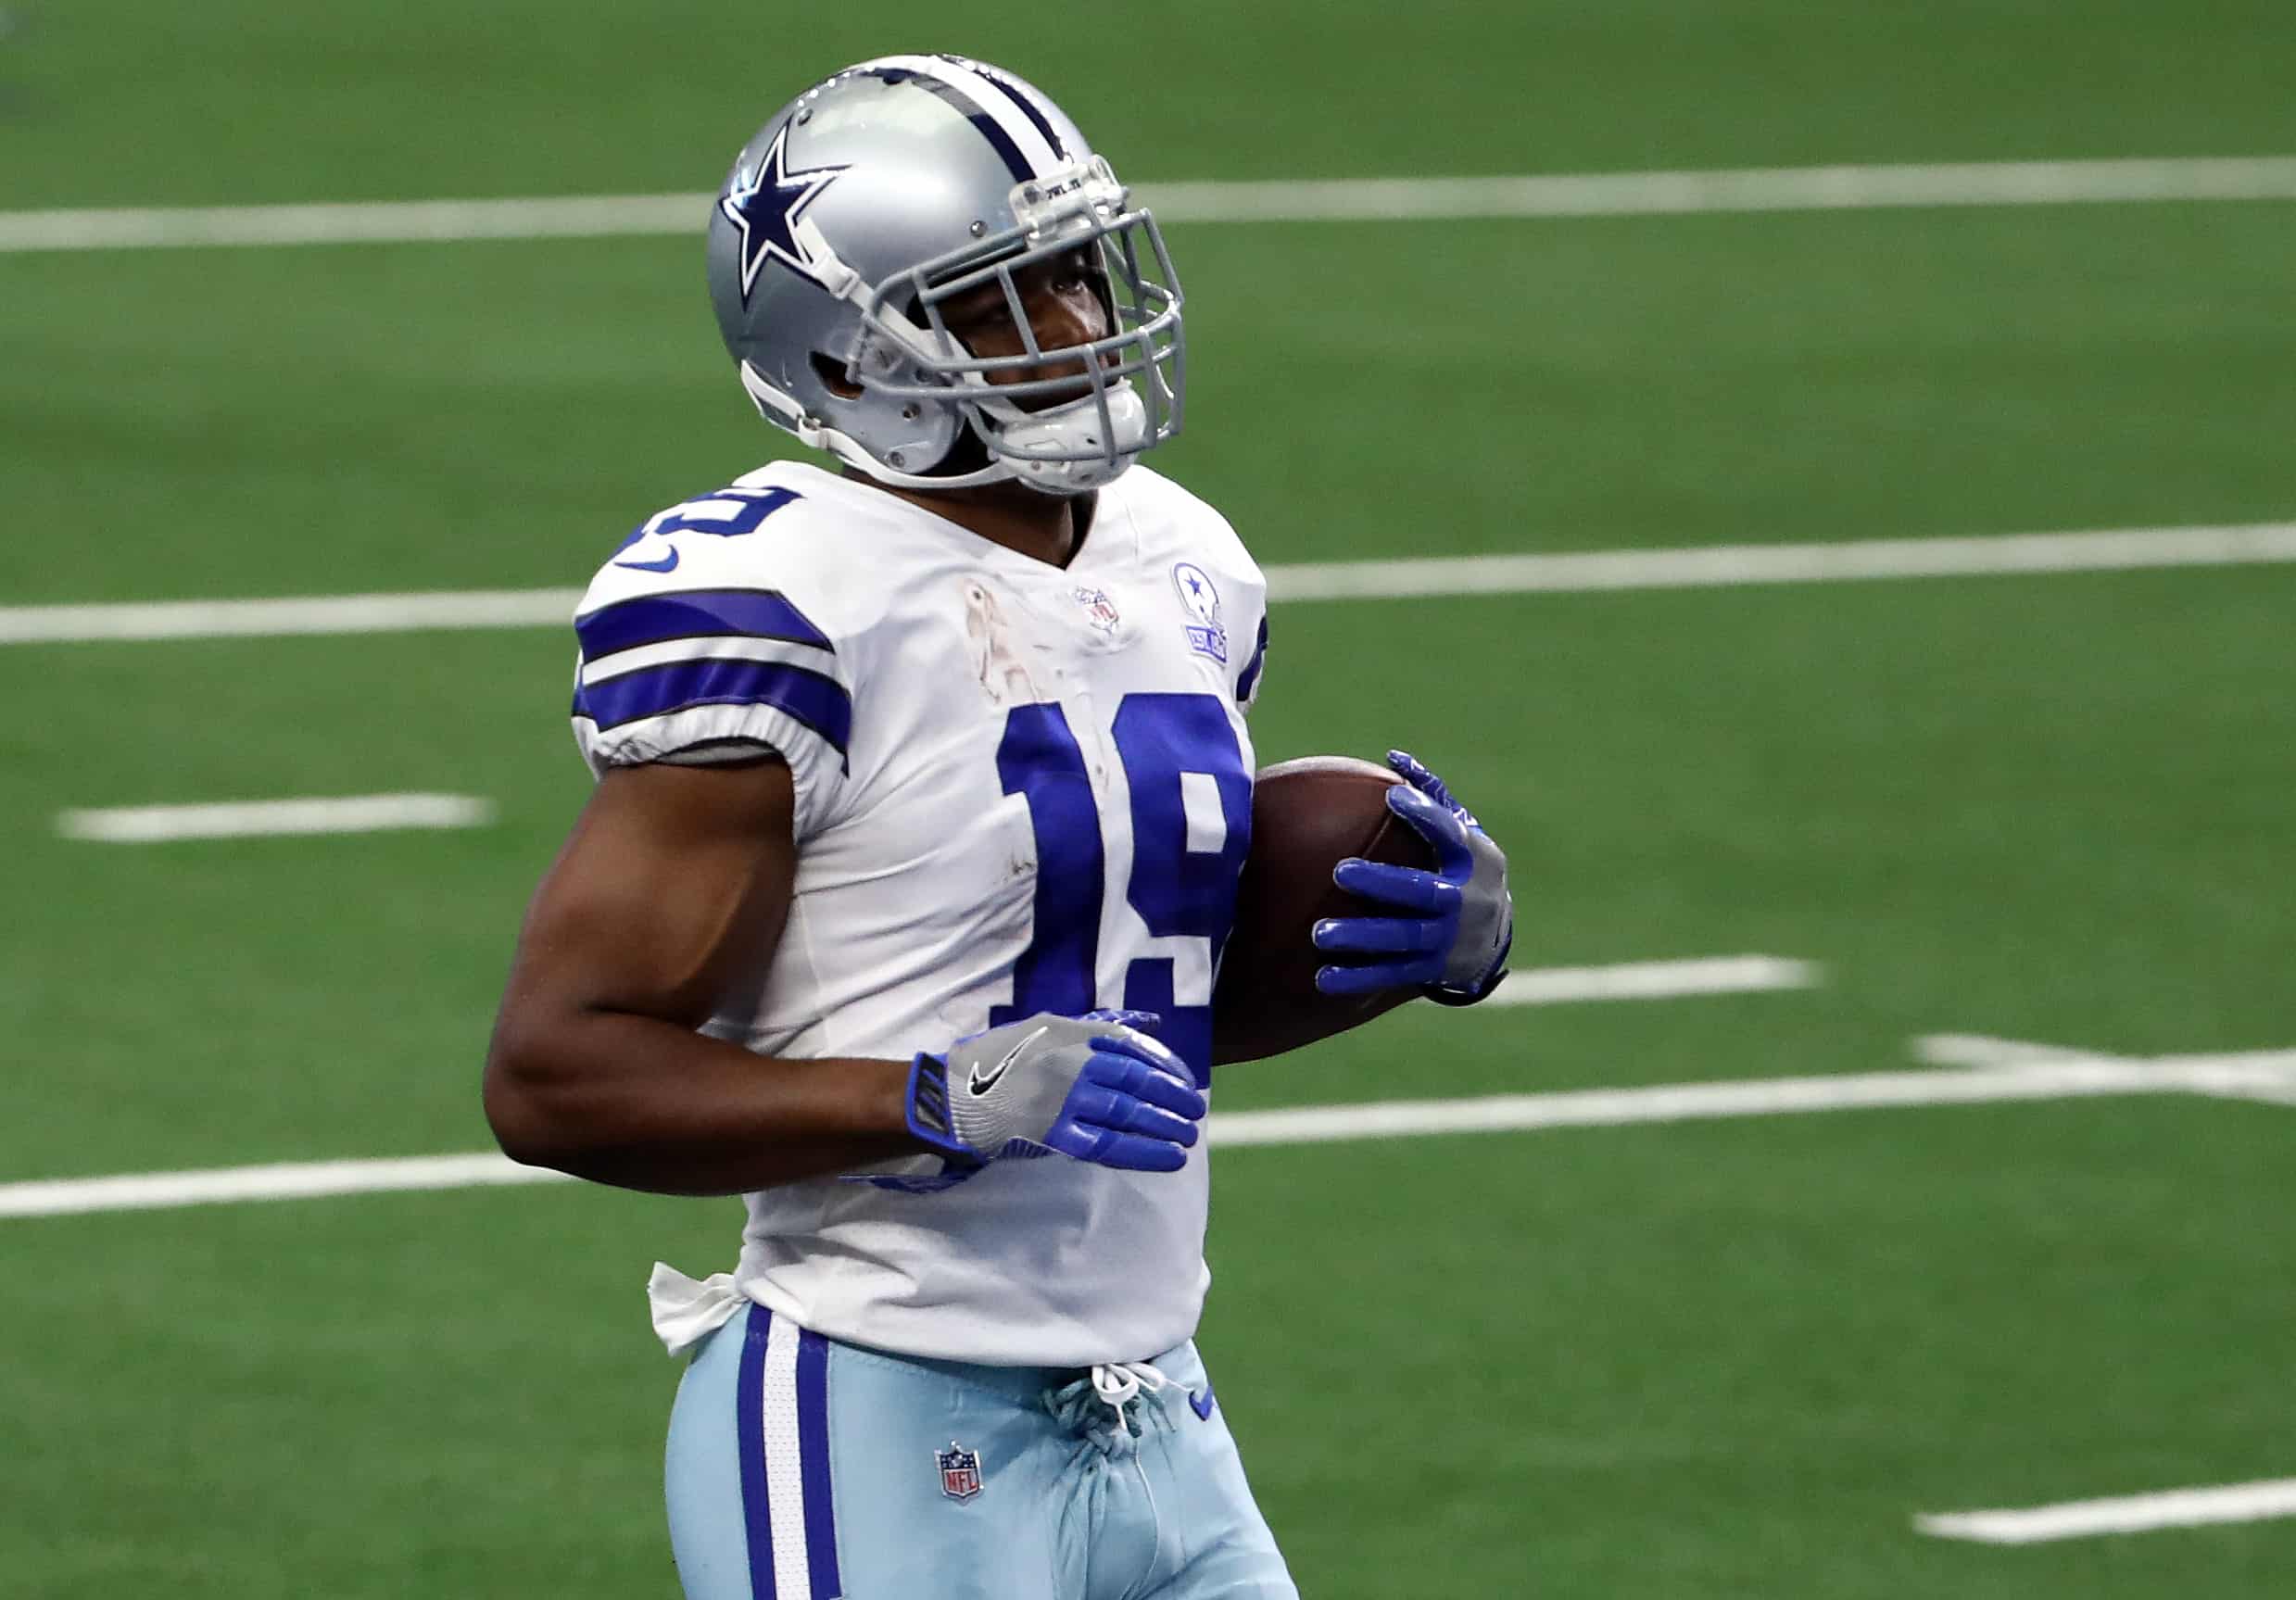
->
[487,758,1205,1192]
[484,757,919,1195]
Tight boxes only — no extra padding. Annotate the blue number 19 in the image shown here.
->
[991,693,1252,1082]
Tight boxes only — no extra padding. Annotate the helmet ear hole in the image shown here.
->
[925,418,992,479]
[808,351,864,400]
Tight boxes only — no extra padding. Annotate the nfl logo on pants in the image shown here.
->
[937,1442,983,1503]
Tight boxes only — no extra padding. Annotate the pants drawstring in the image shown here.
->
[1042,1360,1172,1457]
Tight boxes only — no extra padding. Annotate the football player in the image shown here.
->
[484,54,1512,1600]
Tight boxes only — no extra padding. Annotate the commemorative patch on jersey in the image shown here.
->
[1171,562,1227,664]
[1072,585,1122,636]
[937,1442,985,1502]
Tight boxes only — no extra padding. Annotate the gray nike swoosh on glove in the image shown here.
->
[940,1014,1188,1158]
[967,1026,1046,1096]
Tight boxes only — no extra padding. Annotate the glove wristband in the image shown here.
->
[1422,932,1513,1008]
[904,1052,982,1165]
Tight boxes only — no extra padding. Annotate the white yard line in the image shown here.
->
[1151,157,2296,222]
[1265,523,2296,602]
[0,1153,558,1219]
[1917,1478,2296,1543]
[5,157,2296,252]
[10,1048,2294,1220]
[7,522,2295,647]
[1484,954,1817,1006]
[2221,1081,2296,1108]
[1210,1052,2296,1148]
[1912,1032,2296,1105]
[57,793,493,842]
[1911,1033,2107,1069]
[0,586,581,645]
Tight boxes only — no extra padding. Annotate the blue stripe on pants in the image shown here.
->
[794,1329,841,1597]
[735,1306,777,1599]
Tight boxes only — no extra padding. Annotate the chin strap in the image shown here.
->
[738,360,1145,495]
[738,361,829,449]
[982,386,1149,493]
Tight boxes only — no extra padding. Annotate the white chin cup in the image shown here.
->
[992,385,1151,494]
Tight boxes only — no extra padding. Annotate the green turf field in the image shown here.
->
[6,3,2296,1595]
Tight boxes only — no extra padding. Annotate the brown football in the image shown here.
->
[1214,755,1435,1064]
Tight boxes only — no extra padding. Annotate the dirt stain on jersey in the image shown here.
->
[963,580,1045,706]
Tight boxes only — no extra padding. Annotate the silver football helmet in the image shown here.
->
[705,55,1184,496]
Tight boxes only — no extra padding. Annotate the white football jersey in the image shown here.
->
[571,460,1269,1366]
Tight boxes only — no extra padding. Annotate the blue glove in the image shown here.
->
[1310,750,1513,1004]
[905,1010,1206,1173]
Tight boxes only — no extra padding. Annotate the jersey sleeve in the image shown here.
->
[1209,517,1269,714]
[1234,611,1269,712]
[1135,466,1271,715]
[569,553,854,839]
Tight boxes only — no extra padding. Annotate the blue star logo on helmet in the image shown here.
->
[718,123,849,305]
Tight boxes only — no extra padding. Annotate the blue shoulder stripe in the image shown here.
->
[574,657,852,754]
[1236,614,1269,703]
[577,588,832,662]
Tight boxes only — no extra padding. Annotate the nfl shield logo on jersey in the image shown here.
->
[937,1442,984,1502]
[1072,586,1122,635]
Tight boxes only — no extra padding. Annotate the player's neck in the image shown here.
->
[853,472,1086,570]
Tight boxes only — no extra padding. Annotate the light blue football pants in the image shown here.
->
[665,1303,1299,1600]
